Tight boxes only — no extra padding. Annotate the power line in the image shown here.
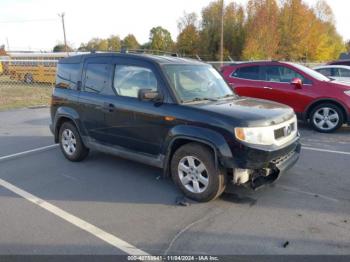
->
[0,18,57,24]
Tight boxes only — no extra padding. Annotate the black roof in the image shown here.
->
[59,52,206,66]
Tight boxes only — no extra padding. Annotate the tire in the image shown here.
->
[24,73,33,84]
[59,122,89,161]
[171,143,226,202]
[310,103,344,133]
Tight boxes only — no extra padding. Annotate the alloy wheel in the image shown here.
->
[312,107,339,131]
[177,156,209,194]
[61,129,77,156]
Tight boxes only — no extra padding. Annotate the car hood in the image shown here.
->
[188,97,295,127]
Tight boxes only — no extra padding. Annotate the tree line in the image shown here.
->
[54,0,348,62]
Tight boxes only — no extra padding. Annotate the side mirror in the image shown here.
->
[291,78,303,89]
[138,89,162,102]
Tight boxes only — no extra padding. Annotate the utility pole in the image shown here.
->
[220,0,224,66]
[58,13,68,54]
[6,37,10,51]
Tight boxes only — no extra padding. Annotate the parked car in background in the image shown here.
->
[50,53,301,202]
[221,61,350,133]
[328,59,350,67]
[314,65,350,83]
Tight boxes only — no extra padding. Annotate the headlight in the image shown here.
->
[235,116,298,146]
[235,127,274,145]
[344,90,350,96]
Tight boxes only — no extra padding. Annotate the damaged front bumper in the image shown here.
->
[230,139,301,190]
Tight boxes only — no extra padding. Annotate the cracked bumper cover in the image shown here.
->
[221,136,301,189]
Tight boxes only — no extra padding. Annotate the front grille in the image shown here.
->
[274,122,295,140]
[271,149,295,165]
[274,127,285,140]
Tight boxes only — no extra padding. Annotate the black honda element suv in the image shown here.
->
[50,52,301,202]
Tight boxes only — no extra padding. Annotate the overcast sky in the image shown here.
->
[0,0,349,51]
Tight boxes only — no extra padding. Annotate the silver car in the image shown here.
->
[313,65,350,83]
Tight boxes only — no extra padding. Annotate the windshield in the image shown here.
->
[288,63,330,81]
[163,65,235,103]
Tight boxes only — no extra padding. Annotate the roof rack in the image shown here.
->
[119,48,179,57]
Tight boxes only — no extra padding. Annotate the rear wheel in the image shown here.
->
[171,143,226,202]
[59,122,89,161]
[24,73,33,84]
[310,103,343,133]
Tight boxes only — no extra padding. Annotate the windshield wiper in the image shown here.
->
[216,94,236,99]
[184,97,218,103]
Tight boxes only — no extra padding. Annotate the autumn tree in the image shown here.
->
[278,0,312,60]
[200,0,245,60]
[78,35,121,51]
[122,34,140,49]
[242,0,279,60]
[149,26,174,51]
[108,35,121,51]
[346,40,350,53]
[200,0,223,60]
[78,38,108,51]
[76,0,345,62]
[224,2,245,60]
[53,44,73,52]
[309,0,345,61]
[277,0,344,61]
[176,12,200,55]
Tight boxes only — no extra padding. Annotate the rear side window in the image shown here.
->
[338,68,350,77]
[232,66,260,80]
[56,63,80,89]
[113,65,158,98]
[84,63,110,93]
[316,68,332,77]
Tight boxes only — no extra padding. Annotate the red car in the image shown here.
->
[221,61,350,132]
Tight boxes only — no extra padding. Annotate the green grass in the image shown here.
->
[0,75,53,111]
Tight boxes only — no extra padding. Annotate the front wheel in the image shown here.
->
[310,103,344,133]
[171,143,226,202]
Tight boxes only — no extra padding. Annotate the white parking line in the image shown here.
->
[0,178,149,256]
[302,146,350,156]
[277,185,339,202]
[0,144,59,162]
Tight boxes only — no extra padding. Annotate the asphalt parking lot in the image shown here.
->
[0,107,349,255]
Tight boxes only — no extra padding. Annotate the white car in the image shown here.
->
[313,65,350,83]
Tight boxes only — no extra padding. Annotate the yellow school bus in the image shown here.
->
[5,52,86,84]
[5,52,69,84]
